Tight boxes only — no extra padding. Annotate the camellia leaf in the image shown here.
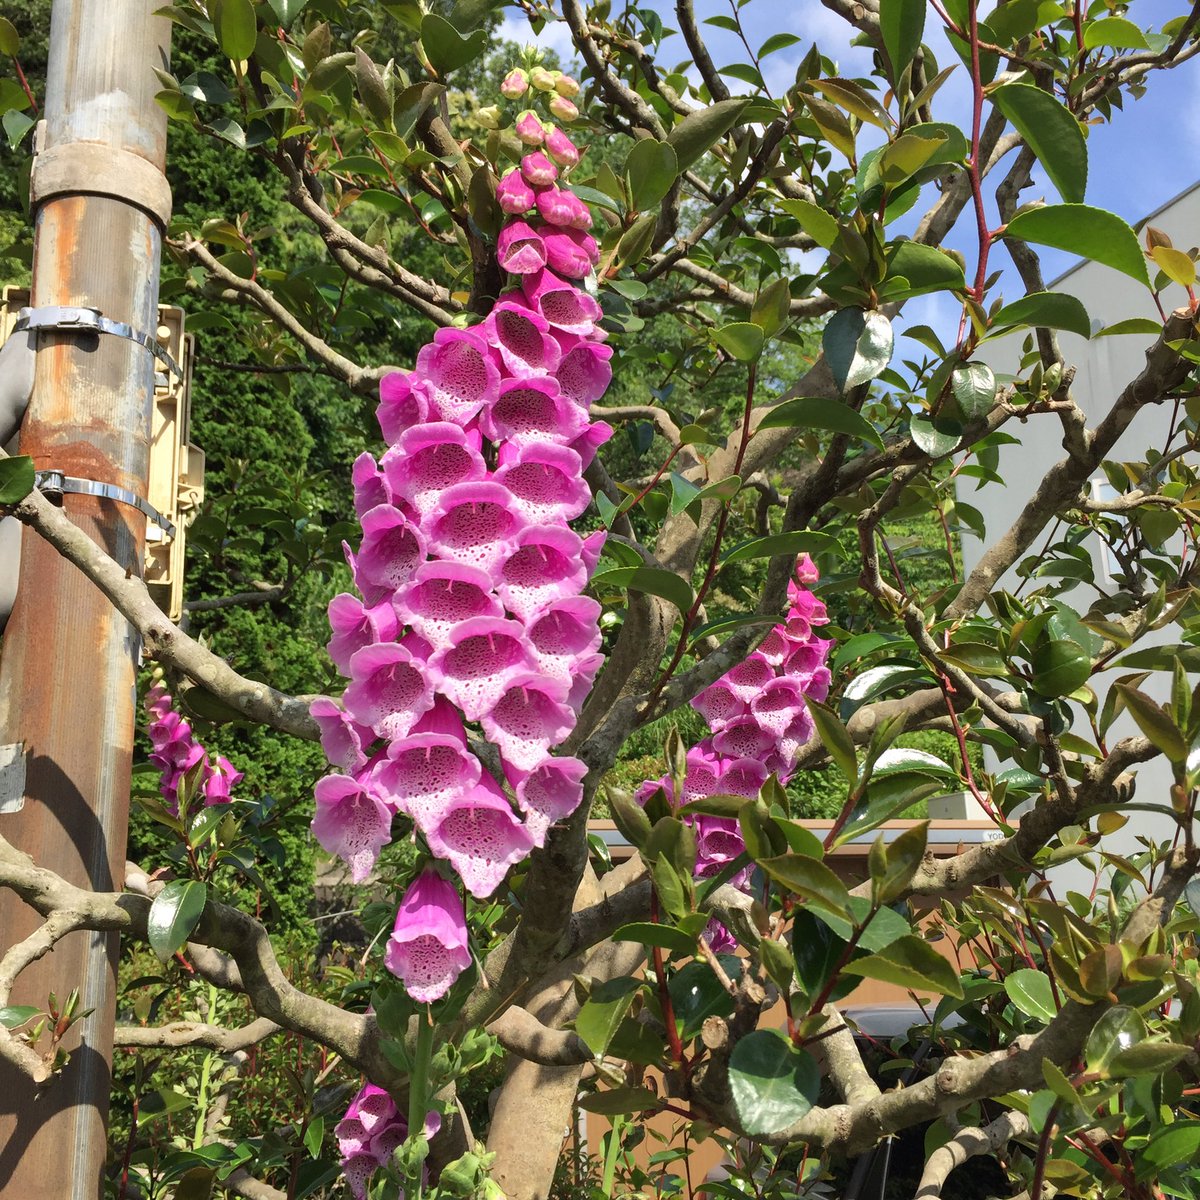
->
[823,308,893,393]
[1151,244,1196,288]
[714,321,765,362]
[1093,317,1161,337]
[612,922,697,954]
[756,396,885,448]
[815,897,912,951]
[805,700,858,787]
[1004,205,1150,286]
[728,1030,820,1135]
[1113,683,1189,762]
[625,138,678,212]
[1084,16,1151,50]
[0,454,35,504]
[843,934,964,999]
[988,291,1092,340]
[147,879,208,962]
[909,413,962,457]
[266,0,309,27]
[758,854,854,920]
[575,977,641,1058]
[0,16,19,55]
[719,530,839,565]
[0,1005,40,1029]
[1085,1005,1147,1076]
[590,565,695,616]
[882,240,966,298]
[879,0,926,82]
[990,82,1087,203]
[1138,1122,1200,1180]
[578,1086,660,1115]
[950,361,997,419]
[791,908,845,999]
[210,0,257,61]
[669,958,738,1038]
[667,98,749,171]
[779,198,839,249]
[419,13,487,76]
[1004,968,1056,1023]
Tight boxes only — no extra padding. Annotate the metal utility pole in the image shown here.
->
[0,2,171,1195]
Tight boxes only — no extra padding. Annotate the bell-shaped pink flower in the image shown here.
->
[354,505,426,604]
[542,226,597,278]
[204,755,242,805]
[755,625,792,667]
[521,150,558,186]
[337,1085,396,1154]
[691,679,748,732]
[580,529,607,575]
[311,697,374,773]
[772,709,819,780]
[427,616,535,720]
[382,422,486,517]
[505,755,588,848]
[340,1154,379,1200]
[536,186,592,230]
[712,717,776,762]
[721,653,775,705]
[522,269,602,335]
[385,868,472,1001]
[327,592,400,677]
[526,596,603,686]
[484,299,562,376]
[566,651,604,713]
[681,743,724,804]
[493,442,591,524]
[555,339,613,407]
[411,695,470,744]
[514,109,545,145]
[500,67,529,99]
[751,678,806,740]
[377,733,481,835]
[352,452,390,517]
[415,327,500,426]
[425,481,525,574]
[549,93,579,122]
[481,376,588,448]
[794,552,820,585]
[425,774,537,897]
[311,773,394,883]
[344,642,436,743]
[497,168,536,215]
[479,671,575,770]
[545,125,581,168]
[377,372,431,445]
[695,816,747,879]
[784,590,829,640]
[497,220,547,274]
[496,525,588,620]
[718,756,770,798]
[394,561,502,644]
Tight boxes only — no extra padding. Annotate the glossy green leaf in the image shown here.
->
[267,0,309,27]
[303,1114,325,1158]
[1138,1122,1200,1179]
[1094,317,1161,337]
[0,1006,40,1029]
[616,212,659,266]
[988,291,1092,339]
[815,898,911,951]
[0,16,18,55]
[667,98,749,171]
[879,0,926,80]
[728,1031,820,1135]
[874,821,928,904]
[757,396,884,448]
[575,977,641,1057]
[578,1086,660,1114]
[758,854,853,920]
[589,565,694,615]
[805,700,858,786]
[669,958,737,1038]
[1108,1040,1191,1078]
[882,240,966,298]
[1004,205,1150,286]
[910,413,962,457]
[613,922,697,954]
[1085,1005,1147,1075]
[1005,968,1056,1023]
[1151,244,1196,287]
[843,934,964,998]
[779,198,839,249]
[1030,637,1091,698]
[0,454,35,504]
[823,308,893,393]
[950,361,997,419]
[719,530,839,565]
[625,138,678,212]
[991,83,1087,203]
[420,13,487,76]
[790,909,844,999]
[1084,16,1150,50]
[147,880,208,962]
[1114,683,1189,762]
[210,0,257,60]
[714,321,765,362]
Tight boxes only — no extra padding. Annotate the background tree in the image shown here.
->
[1,0,1200,1197]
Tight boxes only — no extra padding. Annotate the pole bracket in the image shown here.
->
[35,469,176,538]
[13,304,183,378]
[30,140,173,228]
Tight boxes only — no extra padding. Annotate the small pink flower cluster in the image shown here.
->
[335,1083,409,1200]
[312,70,612,1006]
[144,681,243,813]
[634,556,832,951]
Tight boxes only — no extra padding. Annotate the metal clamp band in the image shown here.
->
[35,469,176,538]
[13,305,182,378]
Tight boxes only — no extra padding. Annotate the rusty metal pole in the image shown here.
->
[0,2,171,1195]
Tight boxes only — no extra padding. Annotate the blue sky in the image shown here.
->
[499,1,1198,348]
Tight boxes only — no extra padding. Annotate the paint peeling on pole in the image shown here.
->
[0,3,171,1195]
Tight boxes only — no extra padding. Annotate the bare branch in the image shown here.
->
[487,1007,591,1066]
[916,1111,1033,1199]
[113,1017,281,1052]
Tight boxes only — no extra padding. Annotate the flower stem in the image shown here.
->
[407,1006,436,1200]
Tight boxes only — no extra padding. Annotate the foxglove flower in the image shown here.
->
[327,593,400,677]
[416,328,499,425]
[385,868,472,1001]
[545,126,580,168]
[497,168,536,215]
[520,150,558,186]
[542,226,597,278]
[497,220,547,274]
[310,774,394,884]
[484,300,562,376]
[144,682,243,810]
[514,109,545,145]
[479,671,575,770]
[344,641,436,743]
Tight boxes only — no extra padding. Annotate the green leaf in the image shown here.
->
[1004,205,1150,286]
[719,530,838,565]
[589,565,694,615]
[1108,1041,1191,1078]
[667,98,749,171]
[778,198,839,249]
[1085,1005,1147,1075]
[0,454,35,504]
[303,1114,325,1158]
[1094,317,1161,337]
[791,909,845,999]
[139,1087,193,1122]
[757,396,885,448]
[752,277,793,338]
[147,880,208,962]
[728,1031,819,1135]
[669,959,737,1038]
[714,321,765,362]
[625,139,678,212]
[578,1086,660,1115]
[882,240,966,298]
[1138,1122,1200,1180]
[879,0,926,81]
[266,0,308,27]
[0,16,19,55]
[805,700,858,787]
[1151,244,1196,287]
[1030,637,1091,698]
[950,362,997,419]
[419,13,486,76]
[1083,16,1150,50]
[815,898,912,952]
[843,934,964,998]
[909,413,962,457]
[613,922,697,955]
[210,0,257,60]
[1114,683,1189,763]
[1004,968,1056,1023]
[990,83,1087,203]
[759,938,797,994]
[875,821,928,904]
[823,308,893,393]
[575,978,641,1058]
[0,1006,40,1029]
[616,212,659,267]
[760,32,804,57]
[988,291,1092,339]
[758,854,854,920]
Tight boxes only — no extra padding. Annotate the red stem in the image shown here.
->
[11,56,37,113]
[650,891,687,1072]
[966,0,991,303]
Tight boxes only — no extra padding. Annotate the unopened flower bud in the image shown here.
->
[496,168,536,214]
[476,104,503,129]
[545,126,581,168]
[515,109,545,146]
[548,94,579,122]
[520,150,558,186]
[500,67,528,99]
[554,74,580,98]
[530,66,559,92]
